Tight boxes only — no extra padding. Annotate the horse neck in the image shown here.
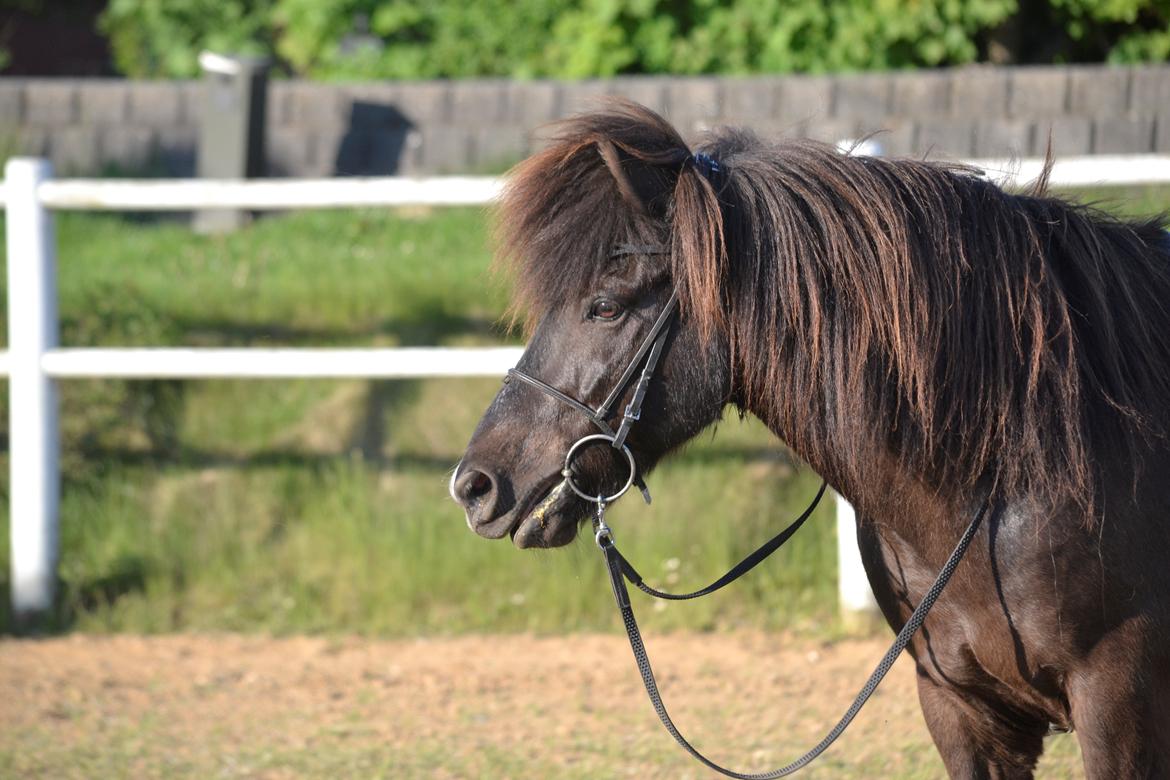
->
[737,374,962,532]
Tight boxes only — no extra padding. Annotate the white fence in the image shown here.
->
[4,153,1170,618]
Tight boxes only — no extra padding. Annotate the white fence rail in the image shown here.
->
[4,153,1170,618]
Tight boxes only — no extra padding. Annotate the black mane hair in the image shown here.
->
[497,99,1170,512]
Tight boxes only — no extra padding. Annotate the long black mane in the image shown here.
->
[498,101,1170,512]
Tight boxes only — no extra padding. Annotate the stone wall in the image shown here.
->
[2,64,1168,178]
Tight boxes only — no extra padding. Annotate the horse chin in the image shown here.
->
[510,480,583,549]
[511,512,580,548]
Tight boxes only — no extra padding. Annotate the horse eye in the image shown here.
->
[589,298,624,321]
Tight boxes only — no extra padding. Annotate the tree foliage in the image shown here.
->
[101,0,276,78]
[99,0,1170,79]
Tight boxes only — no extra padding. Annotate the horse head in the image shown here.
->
[451,101,733,548]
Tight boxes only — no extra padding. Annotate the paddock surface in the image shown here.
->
[0,632,1082,778]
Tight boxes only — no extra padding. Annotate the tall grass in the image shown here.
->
[0,184,1166,635]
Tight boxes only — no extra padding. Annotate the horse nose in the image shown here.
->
[452,464,499,526]
[457,468,494,503]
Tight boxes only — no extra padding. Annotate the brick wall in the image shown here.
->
[2,64,1167,178]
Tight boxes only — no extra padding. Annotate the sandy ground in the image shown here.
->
[0,633,1083,779]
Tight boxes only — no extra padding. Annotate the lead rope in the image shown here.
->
[593,498,989,779]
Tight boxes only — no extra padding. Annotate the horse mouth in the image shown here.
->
[510,478,582,549]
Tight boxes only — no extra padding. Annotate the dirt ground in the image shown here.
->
[0,632,1083,779]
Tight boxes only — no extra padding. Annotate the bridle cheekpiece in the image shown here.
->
[504,242,677,506]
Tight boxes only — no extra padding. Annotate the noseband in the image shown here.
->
[504,243,677,505]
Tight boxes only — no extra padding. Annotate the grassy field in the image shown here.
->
[0,205,838,636]
[0,184,1167,637]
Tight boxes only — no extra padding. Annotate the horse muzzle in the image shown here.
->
[451,459,583,548]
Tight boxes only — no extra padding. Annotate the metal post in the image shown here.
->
[5,157,60,617]
[836,492,880,628]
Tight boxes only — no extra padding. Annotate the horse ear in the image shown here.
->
[596,139,677,219]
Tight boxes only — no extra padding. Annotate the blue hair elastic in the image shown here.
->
[690,151,722,178]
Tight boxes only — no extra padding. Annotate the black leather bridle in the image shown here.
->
[504,242,677,505]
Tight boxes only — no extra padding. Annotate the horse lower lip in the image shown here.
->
[511,480,567,544]
[470,513,513,539]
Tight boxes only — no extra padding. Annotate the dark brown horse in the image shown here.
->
[452,100,1170,778]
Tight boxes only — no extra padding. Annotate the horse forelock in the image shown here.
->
[493,99,728,339]
[494,100,1170,515]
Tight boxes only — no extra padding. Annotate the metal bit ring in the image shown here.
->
[562,434,637,504]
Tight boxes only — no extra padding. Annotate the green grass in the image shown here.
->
[37,413,832,636]
[0,185,1167,636]
[0,206,835,636]
[48,207,509,346]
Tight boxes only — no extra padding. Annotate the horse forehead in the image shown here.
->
[538,253,662,300]
[599,252,668,286]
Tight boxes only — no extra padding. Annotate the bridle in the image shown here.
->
[504,243,678,505]
[496,172,987,777]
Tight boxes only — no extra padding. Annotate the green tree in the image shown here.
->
[101,0,275,78]
[272,0,563,79]
[97,0,1170,80]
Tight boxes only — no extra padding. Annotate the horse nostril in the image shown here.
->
[455,467,496,507]
[469,472,491,497]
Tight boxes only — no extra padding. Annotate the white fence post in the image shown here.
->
[6,158,60,616]
[836,492,879,625]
